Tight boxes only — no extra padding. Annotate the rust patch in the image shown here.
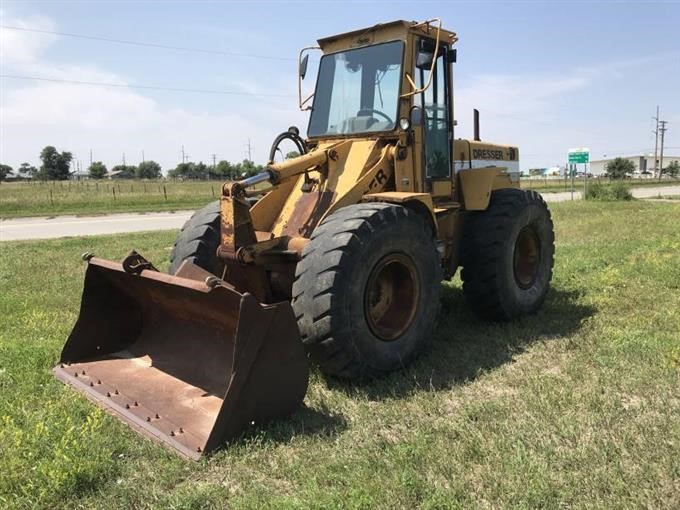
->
[282,190,336,238]
[54,256,308,460]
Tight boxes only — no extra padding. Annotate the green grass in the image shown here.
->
[521,177,680,194]
[648,195,680,200]
[3,178,680,218]
[0,180,223,218]
[585,181,634,201]
[1,201,679,508]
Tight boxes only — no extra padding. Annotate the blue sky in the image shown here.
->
[1,0,679,172]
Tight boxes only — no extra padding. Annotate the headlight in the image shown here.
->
[399,118,410,130]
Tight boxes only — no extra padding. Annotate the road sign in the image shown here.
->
[568,147,590,164]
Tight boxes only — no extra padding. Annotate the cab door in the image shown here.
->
[415,39,453,198]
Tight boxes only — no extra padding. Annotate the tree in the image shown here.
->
[662,160,680,178]
[19,162,37,177]
[214,160,235,179]
[110,164,137,179]
[88,161,108,179]
[169,162,192,179]
[169,162,208,180]
[604,158,635,180]
[528,168,544,176]
[0,164,12,181]
[236,159,263,178]
[39,146,73,180]
[137,160,162,179]
[285,151,300,160]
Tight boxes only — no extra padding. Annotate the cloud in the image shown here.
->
[457,73,588,122]
[0,12,57,65]
[1,79,305,170]
[0,13,306,171]
[1,12,675,173]
[452,52,678,167]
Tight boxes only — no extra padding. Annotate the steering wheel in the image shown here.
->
[357,108,394,125]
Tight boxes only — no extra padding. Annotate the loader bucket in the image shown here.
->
[53,256,308,460]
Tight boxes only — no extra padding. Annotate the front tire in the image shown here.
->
[461,189,555,320]
[169,201,223,276]
[292,203,442,379]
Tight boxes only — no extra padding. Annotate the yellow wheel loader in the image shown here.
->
[54,19,554,459]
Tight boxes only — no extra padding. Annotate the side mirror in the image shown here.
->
[415,39,436,70]
[299,54,309,79]
[415,50,434,70]
[448,48,457,63]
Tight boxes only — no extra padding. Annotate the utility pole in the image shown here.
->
[122,153,126,166]
[659,120,668,179]
[212,153,217,169]
[142,150,145,163]
[245,139,253,162]
[653,106,660,177]
[181,145,188,164]
[89,149,93,167]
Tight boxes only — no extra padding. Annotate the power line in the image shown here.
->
[0,74,295,98]
[0,24,296,61]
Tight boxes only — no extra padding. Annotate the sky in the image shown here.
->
[1,0,679,173]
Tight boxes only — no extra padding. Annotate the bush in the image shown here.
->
[586,181,633,201]
[604,158,635,179]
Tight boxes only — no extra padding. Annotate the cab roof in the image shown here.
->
[317,19,457,52]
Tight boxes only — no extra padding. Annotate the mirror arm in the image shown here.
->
[300,92,315,111]
[299,46,321,111]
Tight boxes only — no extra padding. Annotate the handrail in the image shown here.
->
[400,18,442,99]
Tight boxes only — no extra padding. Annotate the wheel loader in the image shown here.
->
[54,19,554,459]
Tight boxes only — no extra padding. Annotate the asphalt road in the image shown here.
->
[2,185,679,241]
[1,211,194,241]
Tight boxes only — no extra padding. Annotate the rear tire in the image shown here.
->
[169,201,223,276]
[461,189,554,320]
[292,203,442,380]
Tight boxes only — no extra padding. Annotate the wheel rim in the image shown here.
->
[513,226,541,289]
[364,253,420,341]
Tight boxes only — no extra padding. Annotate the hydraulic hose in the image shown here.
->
[268,127,308,164]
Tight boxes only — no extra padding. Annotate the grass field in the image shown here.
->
[3,178,680,218]
[1,200,679,508]
[520,177,680,194]
[0,180,222,218]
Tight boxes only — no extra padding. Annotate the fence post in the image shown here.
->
[113,187,116,202]
[49,189,54,207]
[163,185,167,201]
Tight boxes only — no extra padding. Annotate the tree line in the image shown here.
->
[0,145,272,181]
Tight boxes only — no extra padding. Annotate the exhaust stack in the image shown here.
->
[474,109,481,141]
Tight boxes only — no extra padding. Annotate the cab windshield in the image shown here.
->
[308,41,403,137]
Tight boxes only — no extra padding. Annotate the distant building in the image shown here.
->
[589,154,680,176]
[70,170,90,180]
[5,171,33,181]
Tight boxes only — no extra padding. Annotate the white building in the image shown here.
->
[589,154,680,176]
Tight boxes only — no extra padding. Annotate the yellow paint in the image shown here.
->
[219,20,525,283]
[458,167,500,210]
[431,180,452,198]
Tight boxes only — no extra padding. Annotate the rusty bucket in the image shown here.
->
[54,254,308,460]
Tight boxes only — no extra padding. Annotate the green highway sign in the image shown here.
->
[568,148,590,164]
